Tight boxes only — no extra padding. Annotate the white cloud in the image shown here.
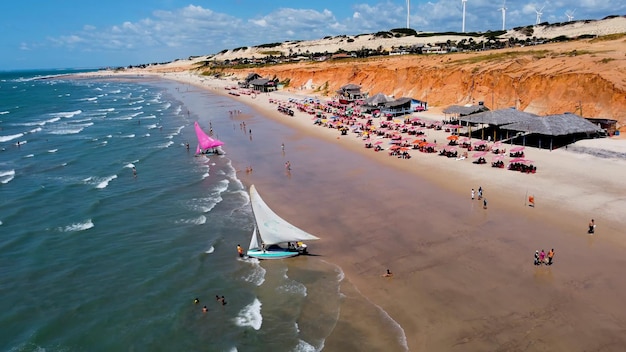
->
[35,1,625,65]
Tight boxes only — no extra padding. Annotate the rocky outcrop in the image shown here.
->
[213,36,626,126]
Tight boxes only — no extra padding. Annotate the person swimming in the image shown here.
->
[202,306,208,313]
[382,269,393,277]
[194,298,199,304]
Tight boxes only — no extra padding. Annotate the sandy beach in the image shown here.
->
[80,69,626,351]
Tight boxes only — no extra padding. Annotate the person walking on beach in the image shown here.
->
[483,198,487,209]
[285,161,291,171]
[539,249,546,264]
[478,186,483,200]
[471,188,475,200]
[534,250,540,265]
[547,249,555,265]
[528,195,535,207]
[281,143,285,151]
[588,219,596,234]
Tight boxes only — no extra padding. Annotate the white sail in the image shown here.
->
[250,185,320,245]
[248,226,260,250]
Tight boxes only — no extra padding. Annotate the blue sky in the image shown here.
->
[1,0,623,70]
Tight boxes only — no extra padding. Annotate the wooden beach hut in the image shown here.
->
[381,97,413,117]
[500,112,604,150]
[459,109,539,141]
[336,84,366,104]
[250,78,277,92]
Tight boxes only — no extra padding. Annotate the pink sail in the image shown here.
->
[194,121,224,150]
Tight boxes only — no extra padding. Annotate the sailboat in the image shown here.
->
[194,121,225,155]
[247,185,320,259]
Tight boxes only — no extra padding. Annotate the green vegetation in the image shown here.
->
[599,58,615,64]
[232,46,248,52]
[454,50,549,65]
[315,81,329,95]
[259,50,283,56]
[390,28,418,36]
[279,78,291,87]
[255,42,282,48]
[551,35,571,42]
[590,33,626,42]
[512,25,534,37]
[373,31,393,38]
[565,50,593,57]
[414,31,484,38]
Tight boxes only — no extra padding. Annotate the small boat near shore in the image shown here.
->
[194,121,225,155]
[247,185,320,260]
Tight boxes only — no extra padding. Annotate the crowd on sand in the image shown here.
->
[267,96,539,174]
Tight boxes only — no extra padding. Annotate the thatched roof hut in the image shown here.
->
[460,109,538,126]
[443,104,489,116]
[384,97,412,108]
[501,113,603,136]
[336,84,362,96]
[365,92,393,106]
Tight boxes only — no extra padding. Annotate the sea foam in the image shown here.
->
[90,175,118,189]
[234,298,262,330]
[50,110,82,118]
[241,258,266,286]
[0,133,23,143]
[0,170,16,184]
[60,219,94,232]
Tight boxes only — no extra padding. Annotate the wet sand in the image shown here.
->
[209,91,626,350]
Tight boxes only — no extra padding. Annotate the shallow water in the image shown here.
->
[1,72,388,351]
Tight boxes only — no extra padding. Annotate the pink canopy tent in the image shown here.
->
[510,146,525,153]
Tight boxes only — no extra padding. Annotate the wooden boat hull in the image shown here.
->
[247,248,299,260]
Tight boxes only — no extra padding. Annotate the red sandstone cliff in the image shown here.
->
[212,36,626,126]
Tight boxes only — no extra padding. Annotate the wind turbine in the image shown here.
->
[462,0,467,32]
[565,9,576,22]
[535,5,545,25]
[407,0,410,28]
[499,1,507,30]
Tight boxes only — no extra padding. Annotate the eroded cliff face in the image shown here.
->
[212,37,626,126]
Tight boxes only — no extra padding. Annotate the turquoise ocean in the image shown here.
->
[0,70,360,351]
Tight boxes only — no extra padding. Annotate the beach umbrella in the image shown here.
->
[509,158,532,164]
[511,146,525,152]
[447,135,459,141]
[374,141,383,145]
[473,151,488,158]
[444,146,457,152]
[492,155,505,161]
[474,140,487,145]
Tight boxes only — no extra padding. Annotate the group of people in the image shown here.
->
[195,295,227,313]
[471,186,487,209]
[534,249,555,265]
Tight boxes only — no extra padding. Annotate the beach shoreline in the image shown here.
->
[77,70,626,351]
